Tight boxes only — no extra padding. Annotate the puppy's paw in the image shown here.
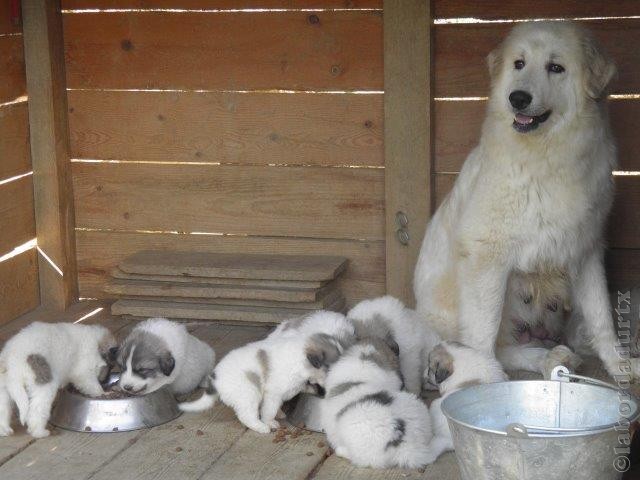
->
[0,425,14,436]
[335,446,349,459]
[78,384,105,397]
[267,419,280,431]
[543,345,582,379]
[248,422,271,434]
[28,428,50,438]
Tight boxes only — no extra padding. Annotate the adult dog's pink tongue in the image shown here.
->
[515,113,534,125]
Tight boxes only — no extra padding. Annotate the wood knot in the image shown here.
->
[330,65,342,77]
[364,120,373,128]
[121,39,134,51]
[308,14,320,25]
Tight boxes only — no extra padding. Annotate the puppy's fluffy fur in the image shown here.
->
[179,327,351,433]
[321,338,447,469]
[117,318,215,396]
[497,271,581,378]
[0,322,116,438]
[270,310,355,342]
[413,21,633,379]
[347,296,441,394]
[426,341,508,453]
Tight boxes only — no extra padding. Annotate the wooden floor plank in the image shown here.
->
[200,428,328,480]
[0,429,144,480]
[88,407,246,480]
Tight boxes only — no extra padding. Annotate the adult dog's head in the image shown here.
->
[487,21,616,134]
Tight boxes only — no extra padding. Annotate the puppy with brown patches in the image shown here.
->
[0,322,117,438]
[116,318,215,396]
[320,337,447,469]
[179,330,352,433]
[426,341,508,454]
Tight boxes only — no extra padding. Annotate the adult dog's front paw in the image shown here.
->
[543,345,582,380]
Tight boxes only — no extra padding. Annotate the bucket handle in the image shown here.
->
[506,366,624,438]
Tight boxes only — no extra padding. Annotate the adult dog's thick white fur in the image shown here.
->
[117,318,215,396]
[426,342,508,454]
[321,339,447,469]
[348,296,441,394]
[413,21,633,379]
[0,322,116,438]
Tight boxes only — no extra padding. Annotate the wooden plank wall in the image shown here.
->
[0,1,39,325]
[61,1,385,306]
[432,1,640,290]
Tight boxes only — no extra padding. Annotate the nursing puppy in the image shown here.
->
[117,318,215,396]
[0,322,116,438]
[497,271,582,378]
[179,330,350,433]
[413,21,633,379]
[321,338,447,469]
[426,341,508,453]
[348,296,441,394]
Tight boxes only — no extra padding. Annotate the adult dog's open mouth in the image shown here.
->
[512,110,551,133]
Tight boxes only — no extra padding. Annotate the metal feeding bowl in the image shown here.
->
[50,373,182,433]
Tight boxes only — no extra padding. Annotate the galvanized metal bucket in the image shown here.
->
[441,367,639,480]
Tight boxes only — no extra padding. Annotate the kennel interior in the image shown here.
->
[1,0,639,325]
[0,1,639,478]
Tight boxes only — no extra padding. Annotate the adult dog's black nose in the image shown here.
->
[509,90,532,110]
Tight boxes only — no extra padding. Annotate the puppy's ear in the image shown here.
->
[582,32,616,100]
[160,352,175,376]
[487,45,503,79]
[306,333,341,369]
[435,364,452,384]
[306,350,325,369]
[384,333,400,357]
[107,347,119,364]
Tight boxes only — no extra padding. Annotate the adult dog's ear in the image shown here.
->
[160,351,176,376]
[487,45,504,80]
[582,32,616,100]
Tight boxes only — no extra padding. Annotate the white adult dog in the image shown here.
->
[414,21,636,379]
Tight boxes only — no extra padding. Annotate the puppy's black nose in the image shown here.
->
[122,384,133,392]
[509,90,532,110]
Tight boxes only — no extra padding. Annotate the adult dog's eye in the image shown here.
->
[514,60,525,70]
[548,63,565,74]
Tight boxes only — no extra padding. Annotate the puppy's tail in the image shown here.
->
[178,373,218,412]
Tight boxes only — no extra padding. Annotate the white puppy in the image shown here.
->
[321,337,447,469]
[179,330,351,433]
[347,296,441,394]
[426,341,508,453]
[270,310,355,341]
[0,322,117,438]
[413,21,633,379]
[117,318,215,396]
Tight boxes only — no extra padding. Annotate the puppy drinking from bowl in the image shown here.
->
[179,314,353,433]
[0,322,117,438]
[116,317,215,396]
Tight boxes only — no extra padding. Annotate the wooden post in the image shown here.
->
[383,0,432,306]
[21,0,78,310]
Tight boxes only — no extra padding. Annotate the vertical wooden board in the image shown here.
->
[0,2,21,34]
[0,249,39,325]
[606,249,640,290]
[67,90,384,167]
[62,0,382,8]
[199,429,328,480]
[434,0,640,20]
[22,0,79,309]
[75,231,385,308]
[71,162,385,240]
[0,102,31,180]
[63,11,383,91]
[0,428,143,480]
[0,35,26,104]
[383,0,432,307]
[0,175,35,254]
[610,100,640,172]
